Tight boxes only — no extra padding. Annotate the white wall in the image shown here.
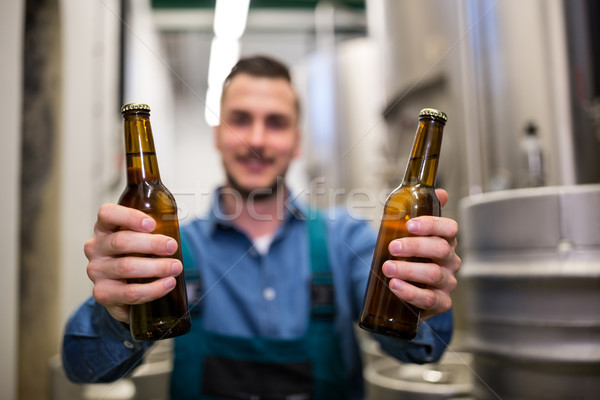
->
[59,0,123,326]
[0,1,113,395]
[336,37,387,223]
[0,3,24,399]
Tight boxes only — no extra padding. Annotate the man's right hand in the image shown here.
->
[84,204,183,323]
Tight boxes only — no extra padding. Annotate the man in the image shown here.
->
[62,55,460,399]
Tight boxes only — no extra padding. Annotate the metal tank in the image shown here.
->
[459,185,600,399]
[363,351,474,400]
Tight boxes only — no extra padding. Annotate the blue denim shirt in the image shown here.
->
[62,190,453,398]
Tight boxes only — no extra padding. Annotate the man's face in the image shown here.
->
[215,73,301,197]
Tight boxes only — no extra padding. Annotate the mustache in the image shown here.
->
[236,150,274,162]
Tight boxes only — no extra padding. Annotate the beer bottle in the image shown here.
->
[118,103,191,341]
[359,108,447,339]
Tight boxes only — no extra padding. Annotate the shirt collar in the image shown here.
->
[202,186,310,237]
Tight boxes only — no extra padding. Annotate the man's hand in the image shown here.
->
[84,204,183,323]
[381,189,461,321]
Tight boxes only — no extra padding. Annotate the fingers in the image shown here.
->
[92,276,177,308]
[405,215,458,242]
[383,261,457,292]
[96,203,156,234]
[389,237,459,272]
[105,230,178,257]
[105,305,130,324]
[87,256,182,282]
[85,203,182,324]
[90,258,181,323]
[387,279,453,321]
[85,204,177,261]
[382,261,455,318]
[435,188,448,207]
[85,231,177,263]
[383,211,461,320]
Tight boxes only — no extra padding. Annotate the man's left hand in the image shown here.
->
[381,189,461,321]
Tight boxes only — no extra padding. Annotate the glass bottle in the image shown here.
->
[359,108,447,339]
[118,103,191,341]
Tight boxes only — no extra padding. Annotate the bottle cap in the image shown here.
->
[121,103,151,114]
[419,108,447,121]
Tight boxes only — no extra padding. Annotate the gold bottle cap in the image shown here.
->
[419,108,447,121]
[121,103,151,114]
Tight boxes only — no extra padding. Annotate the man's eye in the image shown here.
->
[230,114,250,126]
[266,117,289,130]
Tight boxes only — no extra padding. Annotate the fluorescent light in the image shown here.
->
[205,37,240,126]
[207,37,240,89]
[205,0,250,126]
[205,86,221,127]
[213,0,250,39]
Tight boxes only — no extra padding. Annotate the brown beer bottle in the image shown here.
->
[359,108,447,339]
[118,103,191,341]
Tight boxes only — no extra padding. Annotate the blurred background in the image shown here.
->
[1,0,599,399]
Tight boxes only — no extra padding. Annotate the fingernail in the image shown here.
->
[390,279,401,292]
[382,261,396,276]
[172,262,182,275]
[166,239,178,254]
[165,277,176,289]
[141,218,155,231]
[406,219,421,232]
[390,241,402,254]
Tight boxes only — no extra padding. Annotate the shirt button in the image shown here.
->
[123,340,134,349]
[263,287,276,301]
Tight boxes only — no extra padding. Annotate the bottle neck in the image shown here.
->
[401,117,445,187]
[123,111,161,184]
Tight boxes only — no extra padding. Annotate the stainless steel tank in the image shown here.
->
[460,184,600,399]
[364,351,473,400]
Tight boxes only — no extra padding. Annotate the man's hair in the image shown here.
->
[221,55,299,114]
[223,55,292,86]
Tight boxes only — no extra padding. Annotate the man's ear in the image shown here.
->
[293,129,302,158]
[214,124,221,151]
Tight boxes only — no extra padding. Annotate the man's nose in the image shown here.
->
[247,122,266,148]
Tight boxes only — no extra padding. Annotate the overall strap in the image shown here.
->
[307,211,335,320]
[181,233,203,317]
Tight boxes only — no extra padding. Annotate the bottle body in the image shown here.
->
[359,108,446,339]
[118,103,190,341]
[118,181,191,341]
[359,186,440,339]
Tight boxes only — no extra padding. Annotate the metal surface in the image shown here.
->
[460,185,600,399]
[364,352,473,400]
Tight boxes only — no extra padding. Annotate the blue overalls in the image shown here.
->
[171,213,348,399]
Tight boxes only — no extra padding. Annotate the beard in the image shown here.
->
[224,169,287,201]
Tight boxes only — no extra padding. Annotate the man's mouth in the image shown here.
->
[236,154,273,171]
